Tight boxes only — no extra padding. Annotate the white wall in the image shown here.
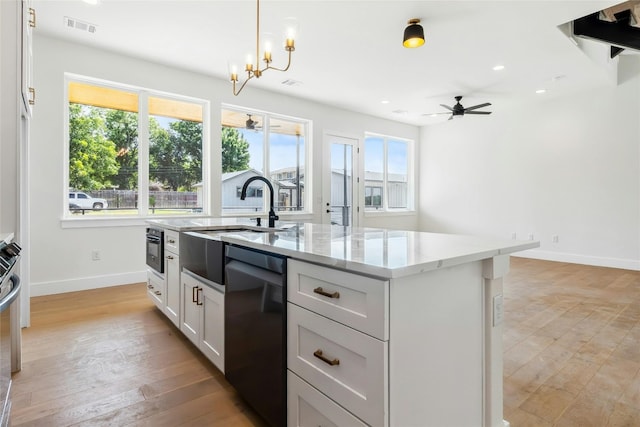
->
[419,56,640,270]
[30,35,419,295]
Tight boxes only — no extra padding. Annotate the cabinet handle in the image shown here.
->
[313,349,340,366]
[147,284,153,289]
[192,286,198,303]
[28,87,35,105]
[166,255,174,260]
[154,291,161,296]
[196,287,203,306]
[313,287,340,299]
[29,7,36,28]
[168,239,175,244]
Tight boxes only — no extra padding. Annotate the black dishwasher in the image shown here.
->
[224,244,286,427]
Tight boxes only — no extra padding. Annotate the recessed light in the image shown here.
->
[536,89,546,94]
[82,0,99,4]
[381,100,390,104]
[492,65,505,71]
[391,109,408,115]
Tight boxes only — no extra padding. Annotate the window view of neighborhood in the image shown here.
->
[66,79,205,216]
[220,108,307,215]
[364,134,410,211]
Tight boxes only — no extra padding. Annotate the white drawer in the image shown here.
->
[164,229,179,253]
[288,370,367,427]
[147,269,165,310]
[287,304,388,427]
[287,259,389,340]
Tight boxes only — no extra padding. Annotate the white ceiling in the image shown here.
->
[33,0,620,126]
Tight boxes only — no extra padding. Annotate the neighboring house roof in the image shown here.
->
[221,169,262,182]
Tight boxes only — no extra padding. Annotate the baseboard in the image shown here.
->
[31,270,147,296]
[513,249,640,271]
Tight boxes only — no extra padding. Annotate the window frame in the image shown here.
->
[220,105,312,217]
[62,73,210,224]
[363,132,415,214]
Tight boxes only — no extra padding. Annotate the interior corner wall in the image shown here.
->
[418,62,640,271]
[30,35,419,295]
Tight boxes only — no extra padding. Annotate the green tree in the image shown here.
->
[149,119,202,191]
[104,109,138,190]
[221,127,250,173]
[68,104,119,190]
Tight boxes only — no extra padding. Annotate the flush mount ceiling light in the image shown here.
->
[403,18,424,48]
[229,0,296,96]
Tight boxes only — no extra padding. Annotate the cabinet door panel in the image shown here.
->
[201,285,224,373]
[164,253,180,327]
[146,269,165,310]
[180,273,200,346]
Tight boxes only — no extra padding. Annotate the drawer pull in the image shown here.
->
[313,287,340,299]
[168,239,175,244]
[192,286,198,303]
[154,291,161,296]
[166,255,174,260]
[313,349,340,366]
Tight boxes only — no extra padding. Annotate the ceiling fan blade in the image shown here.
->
[464,102,491,112]
[421,112,451,116]
[439,104,454,112]
[448,114,454,121]
[464,111,492,115]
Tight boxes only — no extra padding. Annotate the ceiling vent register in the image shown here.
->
[64,16,97,34]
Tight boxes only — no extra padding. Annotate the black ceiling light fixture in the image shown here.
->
[403,18,425,48]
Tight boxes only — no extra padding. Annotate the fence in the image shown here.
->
[91,189,199,209]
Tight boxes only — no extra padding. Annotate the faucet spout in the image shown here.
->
[240,176,279,227]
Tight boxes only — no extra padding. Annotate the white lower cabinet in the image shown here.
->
[288,371,367,427]
[164,247,180,327]
[180,272,224,372]
[146,269,165,310]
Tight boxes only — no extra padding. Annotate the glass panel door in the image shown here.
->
[323,134,358,226]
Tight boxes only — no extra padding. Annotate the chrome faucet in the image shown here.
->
[240,176,279,228]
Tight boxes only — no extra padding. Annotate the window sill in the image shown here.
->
[364,209,416,217]
[60,213,210,229]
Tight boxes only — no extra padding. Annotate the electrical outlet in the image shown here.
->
[552,235,559,243]
[511,232,516,240]
[528,233,534,241]
[493,294,504,326]
[91,250,100,261]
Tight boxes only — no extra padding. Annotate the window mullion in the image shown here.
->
[383,137,389,210]
[138,91,149,214]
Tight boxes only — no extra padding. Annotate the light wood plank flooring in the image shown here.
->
[10,258,640,426]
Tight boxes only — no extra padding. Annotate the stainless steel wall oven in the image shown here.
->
[145,228,164,274]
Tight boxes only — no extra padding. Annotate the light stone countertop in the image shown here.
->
[219,223,539,279]
[146,219,538,279]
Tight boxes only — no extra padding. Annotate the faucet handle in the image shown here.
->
[251,217,262,227]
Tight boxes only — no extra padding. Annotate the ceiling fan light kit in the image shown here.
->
[403,18,425,48]
[230,0,296,96]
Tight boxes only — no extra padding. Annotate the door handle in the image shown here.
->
[196,287,203,306]
[192,286,198,303]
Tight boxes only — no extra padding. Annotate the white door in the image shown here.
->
[323,133,359,226]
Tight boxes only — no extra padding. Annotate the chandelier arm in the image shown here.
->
[232,74,254,96]
[264,50,293,72]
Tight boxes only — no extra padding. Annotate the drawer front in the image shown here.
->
[288,304,388,427]
[164,230,179,253]
[288,259,389,340]
[287,371,367,427]
[147,269,165,310]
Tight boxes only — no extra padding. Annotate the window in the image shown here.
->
[221,107,309,215]
[364,133,413,211]
[65,76,208,217]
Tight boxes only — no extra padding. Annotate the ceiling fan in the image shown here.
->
[245,114,280,131]
[424,96,492,120]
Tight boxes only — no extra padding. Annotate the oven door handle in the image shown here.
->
[146,236,161,243]
[0,274,21,313]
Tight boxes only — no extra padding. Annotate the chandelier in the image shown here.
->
[230,0,296,96]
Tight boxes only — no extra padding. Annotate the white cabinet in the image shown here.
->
[288,258,488,427]
[287,260,389,427]
[146,269,165,311]
[181,272,225,372]
[163,230,180,327]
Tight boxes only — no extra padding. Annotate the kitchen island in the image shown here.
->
[146,220,538,427]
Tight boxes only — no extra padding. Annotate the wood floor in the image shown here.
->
[10,258,640,426]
